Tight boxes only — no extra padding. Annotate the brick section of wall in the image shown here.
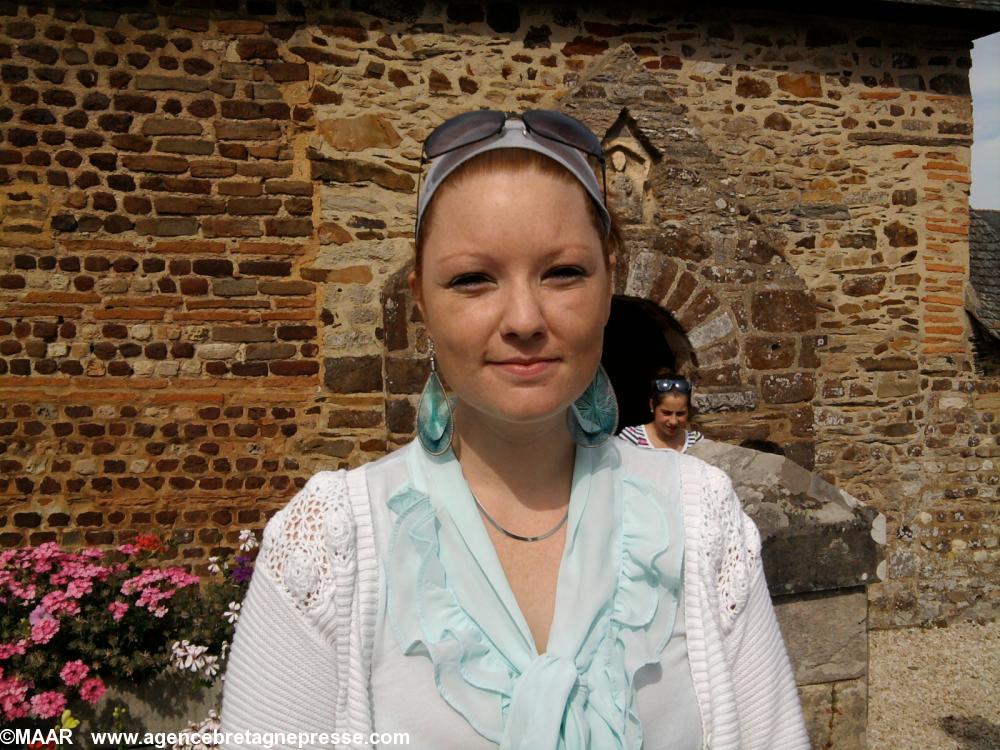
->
[0,1,995,623]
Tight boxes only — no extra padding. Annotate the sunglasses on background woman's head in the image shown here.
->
[654,378,692,395]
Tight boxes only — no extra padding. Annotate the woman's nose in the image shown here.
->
[498,284,546,340]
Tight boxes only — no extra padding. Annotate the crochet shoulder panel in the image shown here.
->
[258,469,355,613]
[687,458,762,629]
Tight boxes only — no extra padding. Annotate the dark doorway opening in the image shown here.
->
[602,296,691,433]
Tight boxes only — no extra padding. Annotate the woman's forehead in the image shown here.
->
[421,170,602,262]
[655,394,689,408]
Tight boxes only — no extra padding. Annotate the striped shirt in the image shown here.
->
[618,424,703,454]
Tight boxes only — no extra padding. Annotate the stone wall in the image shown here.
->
[0,0,995,629]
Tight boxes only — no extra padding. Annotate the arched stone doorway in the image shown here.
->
[602,296,691,433]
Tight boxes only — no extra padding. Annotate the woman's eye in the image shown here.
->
[449,273,491,288]
[548,266,586,280]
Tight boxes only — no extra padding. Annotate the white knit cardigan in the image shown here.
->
[219,443,810,749]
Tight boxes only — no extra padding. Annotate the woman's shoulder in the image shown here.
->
[254,444,411,610]
[617,424,650,447]
[266,443,410,530]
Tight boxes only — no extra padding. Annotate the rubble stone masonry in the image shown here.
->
[0,0,995,629]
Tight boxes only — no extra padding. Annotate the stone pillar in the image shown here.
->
[689,440,885,749]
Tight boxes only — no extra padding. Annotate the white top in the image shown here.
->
[219,439,810,750]
[366,444,702,749]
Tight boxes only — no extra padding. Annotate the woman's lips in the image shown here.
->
[492,359,558,377]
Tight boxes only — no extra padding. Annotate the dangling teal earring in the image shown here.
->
[416,341,454,455]
[567,363,619,447]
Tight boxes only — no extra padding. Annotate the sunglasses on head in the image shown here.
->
[423,109,605,161]
[654,378,692,395]
[418,109,608,203]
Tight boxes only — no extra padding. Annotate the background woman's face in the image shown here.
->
[410,167,614,431]
[650,393,690,438]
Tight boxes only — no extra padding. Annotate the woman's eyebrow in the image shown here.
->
[432,251,496,270]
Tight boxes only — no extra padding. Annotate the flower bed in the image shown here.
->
[1,530,259,746]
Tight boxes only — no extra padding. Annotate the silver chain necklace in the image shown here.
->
[471,491,569,543]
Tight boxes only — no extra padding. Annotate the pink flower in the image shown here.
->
[0,675,31,720]
[60,660,89,686]
[153,606,168,618]
[31,617,59,645]
[0,640,28,660]
[108,601,129,621]
[40,590,70,615]
[117,543,137,555]
[66,578,93,598]
[9,580,37,602]
[29,690,66,719]
[79,676,105,704]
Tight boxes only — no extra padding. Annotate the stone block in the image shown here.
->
[751,290,816,332]
[211,326,274,343]
[687,442,883,592]
[245,343,297,360]
[135,74,209,92]
[798,678,867,750]
[688,313,735,350]
[774,587,868,684]
[693,389,757,412]
[761,372,815,404]
[327,408,384,429]
[386,357,430,394]
[324,356,383,393]
[746,336,796,370]
[311,155,415,192]
[318,114,402,151]
[215,120,282,141]
[212,279,257,297]
[777,72,822,97]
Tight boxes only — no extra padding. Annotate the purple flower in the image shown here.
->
[28,605,55,627]
[230,556,253,584]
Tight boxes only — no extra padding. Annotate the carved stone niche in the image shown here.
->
[604,119,657,227]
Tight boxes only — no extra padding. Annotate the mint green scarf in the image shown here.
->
[386,440,683,749]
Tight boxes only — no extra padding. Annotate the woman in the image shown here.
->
[219,111,809,749]
[618,370,704,454]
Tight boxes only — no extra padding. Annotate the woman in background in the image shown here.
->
[618,369,703,454]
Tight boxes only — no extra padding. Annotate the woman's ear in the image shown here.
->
[408,268,426,323]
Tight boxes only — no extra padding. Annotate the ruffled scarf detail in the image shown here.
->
[385,442,683,750]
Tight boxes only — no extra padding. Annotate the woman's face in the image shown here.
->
[409,167,614,432]
[650,393,690,438]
